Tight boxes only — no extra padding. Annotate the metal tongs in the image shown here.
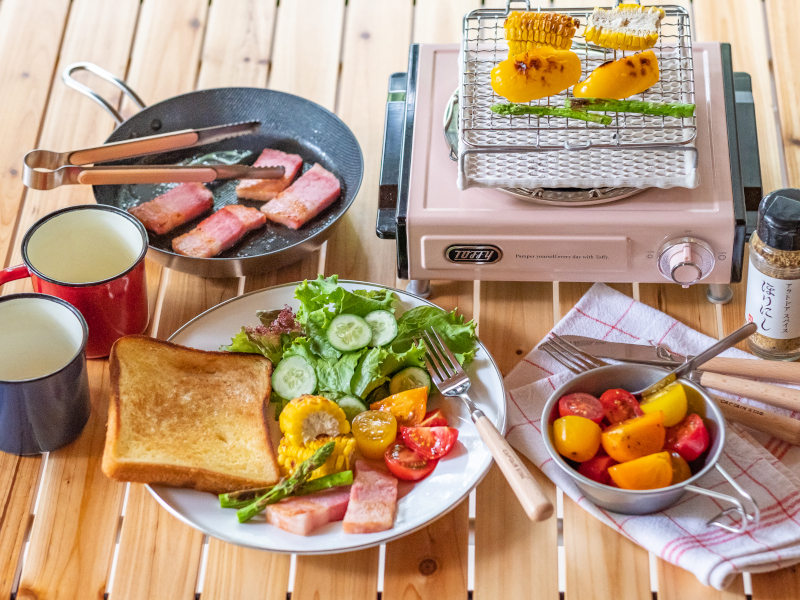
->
[23,121,285,190]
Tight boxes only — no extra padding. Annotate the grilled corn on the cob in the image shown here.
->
[504,11,580,57]
[279,395,350,447]
[584,5,665,51]
[278,435,356,478]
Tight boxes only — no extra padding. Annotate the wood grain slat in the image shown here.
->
[108,2,211,598]
[752,566,800,600]
[17,362,125,600]
[322,0,412,287]
[413,0,476,44]
[558,283,654,600]
[7,4,141,595]
[201,0,343,593]
[0,0,71,267]
[473,281,558,600]
[0,0,71,596]
[694,0,781,194]
[658,559,746,600]
[765,0,800,187]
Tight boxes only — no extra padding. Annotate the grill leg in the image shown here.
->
[406,279,432,298]
[706,283,733,305]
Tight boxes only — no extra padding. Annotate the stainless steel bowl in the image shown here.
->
[541,364,759,532]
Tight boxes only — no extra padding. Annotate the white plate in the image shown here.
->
[148,281,505,554]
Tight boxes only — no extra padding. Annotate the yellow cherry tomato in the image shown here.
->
[352,410,397,459]
[601,410,666,463]
[371,387,428,427]
[641,382,688,427]
[669,451,692,485]
[552,416,602,462]
[608,451,673,490]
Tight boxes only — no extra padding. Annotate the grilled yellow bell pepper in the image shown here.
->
[573,50,659,99]
[491,47,582,103]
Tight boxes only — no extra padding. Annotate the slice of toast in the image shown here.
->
[103,335,280,494]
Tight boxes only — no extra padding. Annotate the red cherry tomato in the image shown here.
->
[400,425,458,459]
[599,389,644,424]
[384,442,438,481]
[577,455,618,485]
[664,413,710,462]
[418,409,448,428]
[558,393,604,424]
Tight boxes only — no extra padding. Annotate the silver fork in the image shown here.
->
[419,328,554,522]
[540,334,609,374]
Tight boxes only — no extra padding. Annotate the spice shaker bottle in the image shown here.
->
[745,189,800,360]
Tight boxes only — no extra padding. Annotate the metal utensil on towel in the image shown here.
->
[23,121,285,189]
[419,328,554,522]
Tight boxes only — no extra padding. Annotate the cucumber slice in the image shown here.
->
[327,314,372,351]
[364,310,398,347]
[272,355,316,399]
[389,366,432,395]
[366,382,391,405]
[337,395,369,423]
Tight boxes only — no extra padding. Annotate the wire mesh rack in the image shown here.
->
[458,1,697,190]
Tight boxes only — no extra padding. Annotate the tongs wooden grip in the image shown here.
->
[23,121,281,190]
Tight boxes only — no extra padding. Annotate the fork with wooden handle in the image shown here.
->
[419,329,554,522]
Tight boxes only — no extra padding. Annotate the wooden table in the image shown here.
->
[0,0,797,598]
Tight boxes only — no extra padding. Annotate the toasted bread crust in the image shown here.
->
[103,335,279,494]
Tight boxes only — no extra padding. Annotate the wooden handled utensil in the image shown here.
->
[420,329,554,522]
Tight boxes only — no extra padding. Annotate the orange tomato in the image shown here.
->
[608,451,673,490]
[669,451,692,485]
[370,387,427,427]
[601,410,666,463]
[553,416,602,462]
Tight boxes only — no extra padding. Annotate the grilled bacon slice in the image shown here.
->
[128,182,213,235]
[172,205,265,258]
[260,163,341,230]
[265,488,351,536]
[236,148,303,201]
[342,461,397,534]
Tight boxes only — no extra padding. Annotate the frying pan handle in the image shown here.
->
[684,464,760,533]
[62,62,147,125]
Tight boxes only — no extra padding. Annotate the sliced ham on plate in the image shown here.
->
[172,204,266,258]
[128,182,213,235]
[236,148,303,201]
[261,163,341,230]
[266,487,351,536]
[343,461,398,534]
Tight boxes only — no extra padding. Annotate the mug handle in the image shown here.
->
[0,264,31,286]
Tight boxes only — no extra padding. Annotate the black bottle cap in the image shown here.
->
[757,189,800,251]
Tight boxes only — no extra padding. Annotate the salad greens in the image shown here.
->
[222,275,478,416]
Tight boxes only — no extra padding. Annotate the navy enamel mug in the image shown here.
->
[0,293,90,455]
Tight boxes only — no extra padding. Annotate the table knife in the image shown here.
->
[560,335,800,412]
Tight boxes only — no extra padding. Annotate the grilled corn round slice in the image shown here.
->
[278,434,356,478]
[279,394,351,447]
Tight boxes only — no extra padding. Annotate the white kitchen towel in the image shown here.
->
[505,282,800,589]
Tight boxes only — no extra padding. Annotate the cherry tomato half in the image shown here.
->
[578,455,618,485]
[599,388,644,424]
[552,416,602,462]
[664,413,710,462]
[384,442,438,481]
[418,409,448,428]
[601,410,665,463]
[400,425,459,459]
[608,451,673,490]
[558,393,604,424]
[669,451,692,485]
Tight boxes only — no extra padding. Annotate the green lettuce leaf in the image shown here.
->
[284,338,366,396]
[351,347,390,398]
[393,306,478,364]
[222,328,261,354]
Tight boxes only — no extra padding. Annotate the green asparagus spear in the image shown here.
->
[219,470,354,509]
[564,98,696,118]
[236,441,336,523]
[491,103,613,125]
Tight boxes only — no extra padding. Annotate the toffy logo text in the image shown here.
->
[446,245,502,264]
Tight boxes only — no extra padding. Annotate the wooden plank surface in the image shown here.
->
[765,0,800,186]
[202,0,343,593]
[0,0,71,595]
[11,6,140,598]
[474,281,559,600]
[108,2,211,598]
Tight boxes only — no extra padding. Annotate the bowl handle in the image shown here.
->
[684,464,760,533]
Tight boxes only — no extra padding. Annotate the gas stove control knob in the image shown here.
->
[657,238,715,288]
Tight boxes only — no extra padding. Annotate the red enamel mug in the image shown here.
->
[0,205,150,358]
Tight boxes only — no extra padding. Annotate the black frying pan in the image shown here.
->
[63,63,363,278]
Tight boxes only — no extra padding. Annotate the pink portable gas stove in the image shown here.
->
[377,12,762,304]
